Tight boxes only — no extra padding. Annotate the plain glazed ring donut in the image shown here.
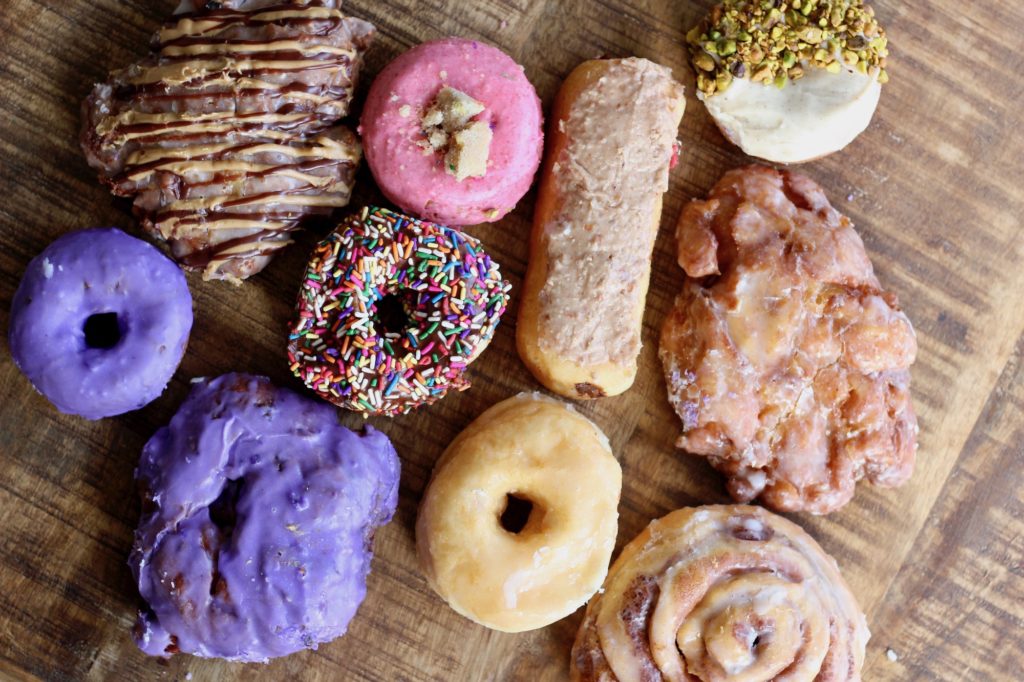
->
[9,228,193,419]
[416,393,622,632]
[288,206,511,416]
[571,505,869,682]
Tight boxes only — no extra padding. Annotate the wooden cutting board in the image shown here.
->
[1,1,1022,680]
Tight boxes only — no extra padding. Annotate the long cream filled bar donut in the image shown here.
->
[517,58,685,399]
[81,0,374,282]
[416,393,622,632]
[572,505,869,682]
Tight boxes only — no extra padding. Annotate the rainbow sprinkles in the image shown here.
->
[288,206,511,416]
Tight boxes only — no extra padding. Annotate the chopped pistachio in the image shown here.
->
[800,27,823,43]
[694,52,716,72]
[752,63,773,82]
[686,0,890,95]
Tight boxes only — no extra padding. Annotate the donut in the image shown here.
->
[517,58,685,399]
[81,0,374,281]
[287,206,511,416]
[660,166,917,514]
[9,228,193,420]
[687,0,888,164]
[416,393,622,632]
[131,373,400,662]
[360,37,544,226]
[571,505,869,681]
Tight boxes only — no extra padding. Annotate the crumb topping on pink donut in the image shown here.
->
[360,38,543,225]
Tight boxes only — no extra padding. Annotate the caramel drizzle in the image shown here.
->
[91,2,368,278]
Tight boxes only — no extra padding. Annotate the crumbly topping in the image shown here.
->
[687,0,889,97]
[537,59,683,367]
[421,87,492,181]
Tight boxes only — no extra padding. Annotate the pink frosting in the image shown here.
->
[360,38,544,226]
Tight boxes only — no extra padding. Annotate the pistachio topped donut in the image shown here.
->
[688,0,889,163]
[416,393,622,632]
[287,207,511,416]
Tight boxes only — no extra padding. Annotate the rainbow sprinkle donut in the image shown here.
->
[288,206,511,416]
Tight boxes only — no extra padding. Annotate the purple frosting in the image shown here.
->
[9,227,193,419]
[131,374,400,662]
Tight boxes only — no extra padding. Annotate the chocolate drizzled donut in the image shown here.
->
[82,0,374,282]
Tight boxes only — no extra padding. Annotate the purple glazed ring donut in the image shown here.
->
[131,374,401,662]
[9,228,193,419]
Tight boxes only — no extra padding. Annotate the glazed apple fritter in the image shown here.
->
[660,165,917,514]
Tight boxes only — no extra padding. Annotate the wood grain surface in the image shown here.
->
[1,1,1022,680]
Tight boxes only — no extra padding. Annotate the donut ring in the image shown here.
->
[416,393,622,632]
[132,374,400,662]
[9,228,193,419]
[360,37,544,225]
[288,206,511,416]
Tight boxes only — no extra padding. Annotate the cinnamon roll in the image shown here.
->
[571,505,868,682]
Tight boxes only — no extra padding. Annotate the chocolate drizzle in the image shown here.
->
[81,0,374,282]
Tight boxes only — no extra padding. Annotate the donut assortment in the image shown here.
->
[287,206,511,416]
[7,0,916,677]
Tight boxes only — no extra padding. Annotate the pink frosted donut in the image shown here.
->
[360,37,544,226]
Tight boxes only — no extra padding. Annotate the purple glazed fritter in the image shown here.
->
[131,373,400,661]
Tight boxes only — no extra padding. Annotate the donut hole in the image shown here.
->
[374,293,410,336]
[499,493,539,535]
[209,478,245,540]
[83,312,122,349]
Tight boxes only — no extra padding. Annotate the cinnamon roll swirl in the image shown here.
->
[82,0,374,282]
[571,505,868,682]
